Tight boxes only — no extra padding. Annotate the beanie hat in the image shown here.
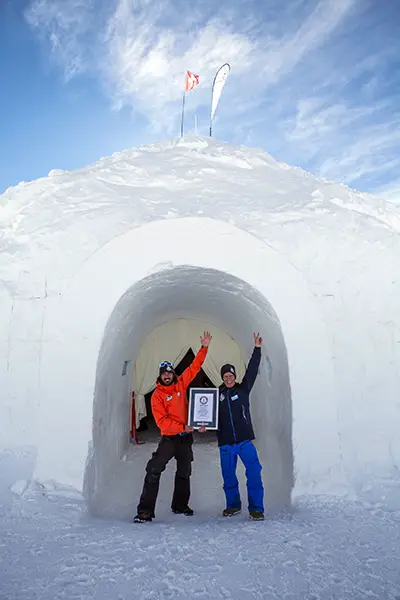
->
[220,364,236,379]
[159,363,175,377]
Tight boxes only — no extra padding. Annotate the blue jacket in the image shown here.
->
[217,347,261,447]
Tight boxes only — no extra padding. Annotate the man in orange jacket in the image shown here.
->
[134,331,212,523]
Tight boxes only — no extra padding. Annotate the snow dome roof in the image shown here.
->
[1,136,399,298]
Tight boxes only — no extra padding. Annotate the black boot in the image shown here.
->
[249,510,264,521]
[172,506,194,516]
[133,513,153,523]
[223,507,241,517]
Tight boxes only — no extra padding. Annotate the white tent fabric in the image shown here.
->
[132,318,246,427]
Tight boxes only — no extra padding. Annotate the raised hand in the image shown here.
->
[200,331,212,348]
[253,332,263,348]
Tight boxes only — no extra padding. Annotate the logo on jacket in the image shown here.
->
[220,394,225,402]
[231,394,239,401]
[166,395,172,401]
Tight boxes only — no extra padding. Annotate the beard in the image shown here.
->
[158,374,177,386]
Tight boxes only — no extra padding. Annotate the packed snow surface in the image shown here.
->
[1,448,400,600]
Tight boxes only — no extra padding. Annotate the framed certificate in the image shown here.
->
[188,388,219,430]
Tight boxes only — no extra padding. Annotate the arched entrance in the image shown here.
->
[32,216,340,509]
[84,266,293,518]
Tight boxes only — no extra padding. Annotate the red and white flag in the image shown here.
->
[185,70,199,92]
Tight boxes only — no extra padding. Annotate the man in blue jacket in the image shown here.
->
[218,332,264,520]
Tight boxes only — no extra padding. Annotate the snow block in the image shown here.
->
[1,137,400,516]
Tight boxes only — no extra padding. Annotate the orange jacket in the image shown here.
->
[151,346,208,436]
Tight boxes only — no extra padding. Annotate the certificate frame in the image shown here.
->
[188,387,219,430]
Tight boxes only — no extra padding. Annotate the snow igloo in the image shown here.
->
[1,137,400,517]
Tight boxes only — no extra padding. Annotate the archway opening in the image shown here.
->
[84,266,293,519]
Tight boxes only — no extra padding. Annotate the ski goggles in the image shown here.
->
[159,361,173,368]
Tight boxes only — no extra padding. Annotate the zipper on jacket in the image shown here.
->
[226,389,237,443]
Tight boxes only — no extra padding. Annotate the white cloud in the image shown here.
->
[261,0,358,82]
[25,0,400,199]
[320,129,400,184]
[104,12,256,118]
[25,0,358,122]
[282,95,400,185]
[375,180,400,205]
[25,0,95,80]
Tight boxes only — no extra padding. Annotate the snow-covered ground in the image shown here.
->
[1,447,400,600]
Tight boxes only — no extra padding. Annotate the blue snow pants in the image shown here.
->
[219,440,264,513]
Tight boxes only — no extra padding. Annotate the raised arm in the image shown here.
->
[241,333,262,392]
[179,331,212,390]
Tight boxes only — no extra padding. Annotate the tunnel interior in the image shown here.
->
[84,266,293,518]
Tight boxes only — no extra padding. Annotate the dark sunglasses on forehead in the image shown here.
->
[159,361,173,368]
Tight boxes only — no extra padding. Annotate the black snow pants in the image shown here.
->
[137,433,194,517]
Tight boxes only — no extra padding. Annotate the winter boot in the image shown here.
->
[249,511,264,521]
[223,507,241,517]
[133,513,153,523]
[172,506,194,516]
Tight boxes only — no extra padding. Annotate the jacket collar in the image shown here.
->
[156,381,177,393]
[220,384,236,393]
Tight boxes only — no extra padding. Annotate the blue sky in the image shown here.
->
[1,0,399,202]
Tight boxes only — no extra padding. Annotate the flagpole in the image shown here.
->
[180,92,186,138]
[209,76,214,137]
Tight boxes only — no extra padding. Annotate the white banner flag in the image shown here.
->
[210,63,231,126]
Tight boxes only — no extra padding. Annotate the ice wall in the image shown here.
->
[4,216,342,507]
[0,137,399,509]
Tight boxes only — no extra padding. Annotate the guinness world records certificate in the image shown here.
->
[188,388,219,430]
